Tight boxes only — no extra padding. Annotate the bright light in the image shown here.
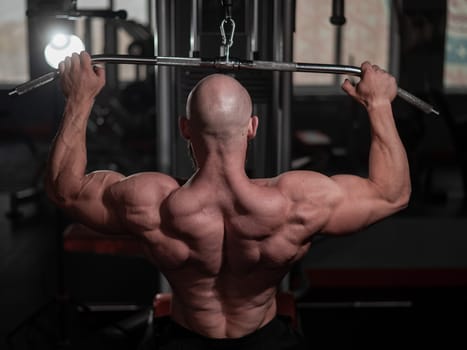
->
[51,33,70,49]
[44,33,85,69]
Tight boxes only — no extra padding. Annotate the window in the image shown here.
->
[0,2,28,84]
[293,0,335,86]
[293,0,390,88]
[444,0,467,89]
[341,1,390,71]
[76,0,150,82]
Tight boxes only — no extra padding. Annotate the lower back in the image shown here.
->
[169,284,278,338]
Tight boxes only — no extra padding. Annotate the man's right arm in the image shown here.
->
[280,62,411,236]
[44,52,179,236]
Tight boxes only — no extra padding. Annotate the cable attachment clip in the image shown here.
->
[220,17,235,62]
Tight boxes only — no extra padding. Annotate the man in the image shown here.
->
[45,51,410,349]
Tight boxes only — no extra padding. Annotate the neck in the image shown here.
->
[191,138,249,179]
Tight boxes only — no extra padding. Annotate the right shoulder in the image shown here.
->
[110,172,181,206]
[107,172,181,233]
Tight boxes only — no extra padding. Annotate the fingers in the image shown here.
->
[64,56,72,72]
[58,61,65,74]
[341,79,358,99]
[60,54,77,76]
[354,61,398,107]
[59,50,106,87]
[71,52,81,74]
[79,51,105,82]
[361,61,372,74]
[361,61,386,75]
[57,50,105,99]
[362,61,388,75]
[59,51,92,73]
[93,64,106,82]
[80,51,92,70]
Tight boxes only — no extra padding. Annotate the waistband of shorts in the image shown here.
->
[166,315,287,345]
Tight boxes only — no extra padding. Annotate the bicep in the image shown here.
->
[280,171,399,237]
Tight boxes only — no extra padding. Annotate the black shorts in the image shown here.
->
[138,315,308,350]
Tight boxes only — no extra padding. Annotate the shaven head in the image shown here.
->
[186,74,253,140]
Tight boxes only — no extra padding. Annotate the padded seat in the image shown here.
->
[63,223,144,256]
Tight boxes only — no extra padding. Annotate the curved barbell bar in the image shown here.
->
[9,54,439,116]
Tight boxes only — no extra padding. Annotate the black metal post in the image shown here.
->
[154,0,173,293]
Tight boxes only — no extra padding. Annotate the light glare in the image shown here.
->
[50,33,69,49]
[44,34,85,69]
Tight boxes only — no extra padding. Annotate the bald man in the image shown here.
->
[45,51,410,349]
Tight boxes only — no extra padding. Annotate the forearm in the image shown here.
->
[367,103,411,205]
[45,98,94,206]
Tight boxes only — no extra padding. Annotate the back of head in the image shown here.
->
[186,74,253,140]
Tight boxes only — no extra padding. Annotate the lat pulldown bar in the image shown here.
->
[9,54,439,116]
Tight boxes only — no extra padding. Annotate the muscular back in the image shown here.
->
[120,172,321,338]
[47,62,409,340]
